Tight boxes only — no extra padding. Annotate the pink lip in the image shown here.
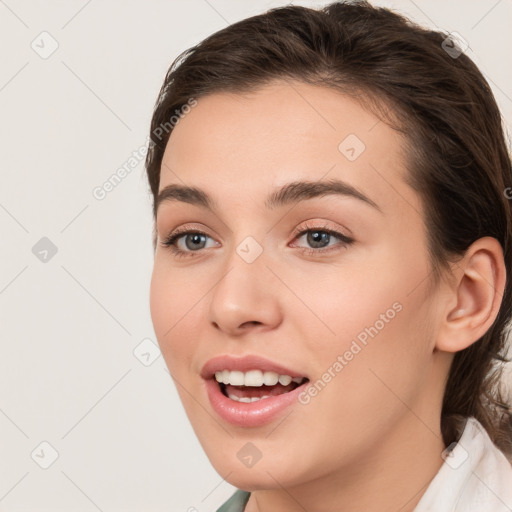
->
[201,354,309,428]
[200,354,308,379]
[204,376,309,427]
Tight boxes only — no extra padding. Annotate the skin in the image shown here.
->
[149,80,506,512]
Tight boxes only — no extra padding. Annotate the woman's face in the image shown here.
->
[150,81,449,491]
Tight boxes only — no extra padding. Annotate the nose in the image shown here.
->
[208,243,283,336]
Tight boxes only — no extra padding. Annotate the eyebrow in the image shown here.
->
[154,178,382,217]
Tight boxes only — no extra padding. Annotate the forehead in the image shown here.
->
[158,80,420,219]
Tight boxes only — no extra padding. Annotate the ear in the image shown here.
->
[435,237,507,353]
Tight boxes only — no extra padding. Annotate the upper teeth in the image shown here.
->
[214,370,305,387]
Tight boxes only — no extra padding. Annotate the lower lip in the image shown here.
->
[204,378,308,427]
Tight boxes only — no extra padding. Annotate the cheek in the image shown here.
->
[149,263,200,376]
[149,264,172,342]
[295,242,433,391]
[289,252,405,354]
[290,295,433,470]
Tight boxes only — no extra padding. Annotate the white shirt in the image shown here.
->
[415,416,512,511]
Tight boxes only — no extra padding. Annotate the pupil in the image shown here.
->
[186,233,205,250]
[308,231,329,248]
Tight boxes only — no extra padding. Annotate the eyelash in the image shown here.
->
[160,221,354,259]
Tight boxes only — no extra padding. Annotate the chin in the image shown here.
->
[205,448,311,492]
[222,469,298,492]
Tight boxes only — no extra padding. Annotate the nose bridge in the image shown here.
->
[208,233,282,333]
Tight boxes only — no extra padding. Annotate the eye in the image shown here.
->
[290,221,354,256]
[160,228,217,258]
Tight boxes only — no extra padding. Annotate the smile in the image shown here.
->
[201,354,311,426]
[215,369,308,403]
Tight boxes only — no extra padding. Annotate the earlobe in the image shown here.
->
[436,237,506,353]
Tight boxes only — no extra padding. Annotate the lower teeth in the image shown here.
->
[228,394,272,403]
[219,380,307,403]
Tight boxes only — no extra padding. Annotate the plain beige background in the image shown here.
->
[1,0,511,510]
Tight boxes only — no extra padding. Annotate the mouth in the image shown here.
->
[201,354,311,426]
[214,369,309,403]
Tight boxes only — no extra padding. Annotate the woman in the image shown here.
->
[145,1,512,510]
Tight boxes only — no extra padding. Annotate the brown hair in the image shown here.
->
[145,1,512,457]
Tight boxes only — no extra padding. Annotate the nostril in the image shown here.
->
[241,321,263,328]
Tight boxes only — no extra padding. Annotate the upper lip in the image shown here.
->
[201,354,309,380]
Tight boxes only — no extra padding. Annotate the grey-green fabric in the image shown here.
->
[216,490,251,511]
